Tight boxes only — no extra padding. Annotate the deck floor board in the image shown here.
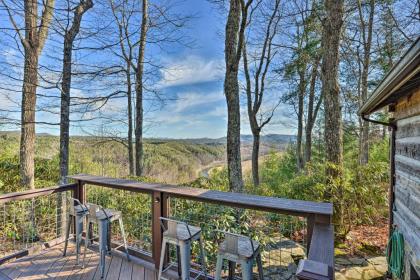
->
[0,243,158,280]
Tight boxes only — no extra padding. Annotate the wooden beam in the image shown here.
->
[68,174,333,217]
[0,184,77,204]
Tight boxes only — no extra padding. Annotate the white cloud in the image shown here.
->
[207,105,226,117]
[151,90,225,125]
[172,91,224,113]
[158,56,224,88]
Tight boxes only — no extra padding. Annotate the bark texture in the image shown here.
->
[127,62,134,175]
[224,0,248,192]
[321,0,344,179]
[296,68,306,171]
[14,0,55,189]
[321,0,344,232]
[59,0,93,184]
[135,0,148,176]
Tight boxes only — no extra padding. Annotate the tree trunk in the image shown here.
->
[304,57,321,164]
[251,132,260,186]
[322,0,344,178]
[16,0,55,189]
[296,69,305,171]
[20,47,38,190]
[59,0,93,184]
[358,0,375,166]
[59,40,72,184]
[321,0,344,232]
[224,0,245,192]
[135,0,148,177]
[127,64,134,175]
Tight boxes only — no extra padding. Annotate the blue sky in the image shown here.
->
[0,0,296,139]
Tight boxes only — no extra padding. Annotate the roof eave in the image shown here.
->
[359,37,420,116]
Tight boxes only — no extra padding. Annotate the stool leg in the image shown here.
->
[88,220,93,245]
[256,252,264,280]
[75,214,84,265]
[176,246,181,278]
[228,261,236,279]
[100,249,106,279]
[99,220,108,279]
[199,237,207,278]
[107,222,111,255]
[215,254,223,280]
[118,217,130,260]
[82,216,88,268]
[240,259,253,280]
[179,240,191,280]
[63,215,72,256]
[158,239,167,280]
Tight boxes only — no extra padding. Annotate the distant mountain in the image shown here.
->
[0,131,53,137]
[0,130,295,146]
[147,134,296,145]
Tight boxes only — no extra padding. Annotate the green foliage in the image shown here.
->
[0,135,225,193]
[257,137,389,235]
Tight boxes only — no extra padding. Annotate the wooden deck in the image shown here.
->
[0,243,158,280]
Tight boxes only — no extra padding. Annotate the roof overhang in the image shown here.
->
[359,37,420,116]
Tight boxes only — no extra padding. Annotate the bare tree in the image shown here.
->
[280,1,321,170]
[1,0,55,189]
[110,0,136,175]
[242,0,280,186]
[357,0,375,165]
[304,54,322,164]
[59,0,93,184]
[224,0,252,192]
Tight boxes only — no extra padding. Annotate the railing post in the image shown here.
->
[307,214,315,253]
[152,191,169,270]
[74,180,86,204]
[72,180,85,241]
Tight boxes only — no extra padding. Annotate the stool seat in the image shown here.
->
[94,208,121,222]
[163,223,201,241]
[219,237,260,259]
[215,231,264,280]
[158,218,207,280]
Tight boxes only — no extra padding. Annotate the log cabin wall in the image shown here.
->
[393,88,420,279]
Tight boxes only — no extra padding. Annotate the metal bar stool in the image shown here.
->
[158,217,207,280]
[63,198,89,267]
[86,203,130,279]
[215,231,264,280]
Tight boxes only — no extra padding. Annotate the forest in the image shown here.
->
[0,0,419,279]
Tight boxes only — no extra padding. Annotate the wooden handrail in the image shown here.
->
[69,174,334,274]
[68,174,333,218]
[0,183,77,204]
[0,175,335,278]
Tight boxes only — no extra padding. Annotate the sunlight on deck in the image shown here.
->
[0,243,157,280]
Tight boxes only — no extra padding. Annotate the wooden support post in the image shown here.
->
[152,191,169,270]
[75,180,86,204]
[307,214,315,253]
[72,180,85,241]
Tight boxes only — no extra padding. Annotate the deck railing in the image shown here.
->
[0,174,334,279]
